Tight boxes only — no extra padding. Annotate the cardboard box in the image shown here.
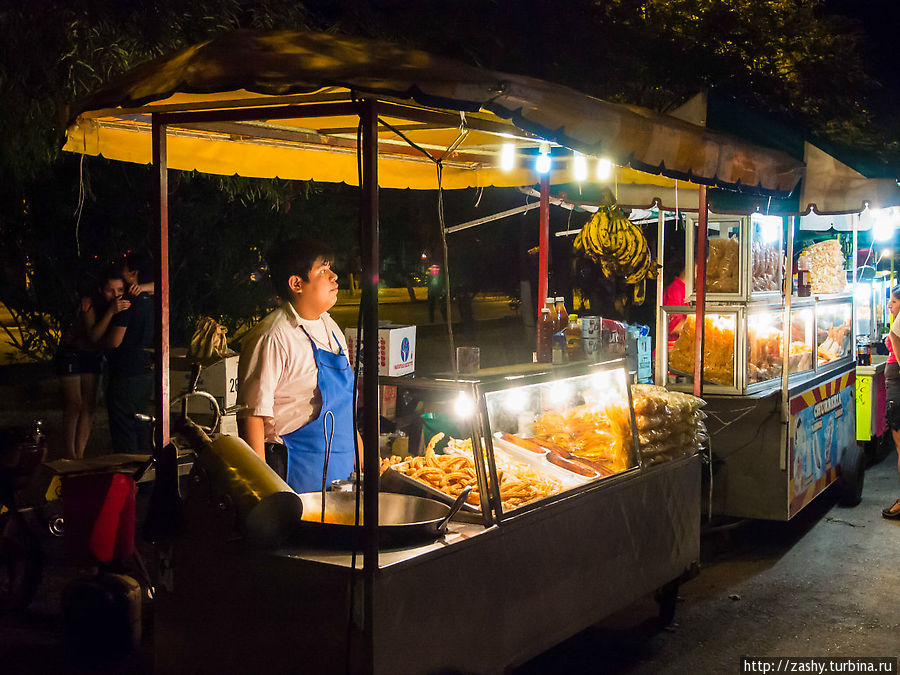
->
[345,325,416,377]
[171,353,239,415]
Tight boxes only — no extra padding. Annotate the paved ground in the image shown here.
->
[2,305,900,673]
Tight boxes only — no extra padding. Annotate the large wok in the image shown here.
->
[294,488,470,549]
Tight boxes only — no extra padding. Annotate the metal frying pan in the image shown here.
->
[294,488,471,549]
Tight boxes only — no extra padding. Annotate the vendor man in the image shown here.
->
[237,236,358,493]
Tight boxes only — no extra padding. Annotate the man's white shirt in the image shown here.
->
[237,302,349,444]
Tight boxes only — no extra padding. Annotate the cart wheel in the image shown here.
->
[0,512,43,613]
[838,444,865,507]
[655,580,679,627]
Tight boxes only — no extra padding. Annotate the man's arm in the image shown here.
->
[104,325,127,349]
[239,415,267,461]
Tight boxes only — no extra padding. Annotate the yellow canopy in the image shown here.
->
[63,30,803,199]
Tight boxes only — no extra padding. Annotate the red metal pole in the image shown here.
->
[151,115,170,448]
[537,174,550,352]
[693,185,708,397]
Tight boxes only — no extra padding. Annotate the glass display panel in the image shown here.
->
[750,214,783,293]
[747,309,784,384]
[701,220,742,293]
[378,384,488,515]
[788,308,814,375]
[816,302,852,366]
[483,369,637,515]
[667,313,737,386]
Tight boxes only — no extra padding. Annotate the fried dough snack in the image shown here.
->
[388,433,561,511]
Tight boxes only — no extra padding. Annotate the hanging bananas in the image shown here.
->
[573,202,658,305]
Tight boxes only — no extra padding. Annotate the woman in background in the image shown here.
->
[55,267,130,459]
[881,286,900,518]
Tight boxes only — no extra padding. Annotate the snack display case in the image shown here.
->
[379,363,641,525]
[657,212,859,521]
[661,295,852,396]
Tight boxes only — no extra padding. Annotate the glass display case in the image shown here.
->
[815,299,852,366]
[661,296,850,396]
[662,211,855,396]
[379,363,640,524]
[685,213,785,301]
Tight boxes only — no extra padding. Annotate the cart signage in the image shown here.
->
[789,370,855,517]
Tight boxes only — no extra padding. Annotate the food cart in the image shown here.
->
[659,211,861,519]
[61,30,804,673]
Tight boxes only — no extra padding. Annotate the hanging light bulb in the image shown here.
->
[500,143,516,171]
[573,151,588,182]
[535,142,551,175]
[596,158,613,181]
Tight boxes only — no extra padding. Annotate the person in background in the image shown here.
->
[122,250,154,297]
[662,255,688,345]
[102,261,155,453]
[882,286,900,518]
[56,269,131,459]
[237,236,361,492]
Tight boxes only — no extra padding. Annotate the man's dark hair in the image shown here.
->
[268,236,334,299]
[124,250,152,279]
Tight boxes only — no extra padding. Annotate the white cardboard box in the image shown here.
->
[171,353,239,415]
[344,325,416,377]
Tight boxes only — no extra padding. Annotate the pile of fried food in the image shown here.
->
[668,315,736,386]
[631,384,706,465]
[381,433,561,511]
[530,403,633,475]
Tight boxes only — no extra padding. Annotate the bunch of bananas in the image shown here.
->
[573,203,658,304]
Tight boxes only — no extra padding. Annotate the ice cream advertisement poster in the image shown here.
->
[788,370,855,517]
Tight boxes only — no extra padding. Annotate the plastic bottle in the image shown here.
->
[545,297,559,332]
[565,315,582,361]
[797,253,811,297]
[552,330,567,364]
[555,297,568,331]
[537,308,553,363]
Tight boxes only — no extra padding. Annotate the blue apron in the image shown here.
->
[281,327,356,493]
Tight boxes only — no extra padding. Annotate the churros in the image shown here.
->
[388,434,561,511]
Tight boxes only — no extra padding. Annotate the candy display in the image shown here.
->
[668,314,736,386]
[631,384,706,466]
[705,238,739,292]
[805,239,846,295]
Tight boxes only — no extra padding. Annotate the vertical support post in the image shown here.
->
[693,185,708,397]
[151,115,169,450]
[655,208,666,385]
[359,98,379,674]
[781,216,795,437]
[537,174,550,352]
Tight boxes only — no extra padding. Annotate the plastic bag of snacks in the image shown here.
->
[805,239,846,295]
[631,385,707,465]
[706,238,740,292]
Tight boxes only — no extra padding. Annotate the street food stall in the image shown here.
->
[659,211,860,520]
[62,30,803,673]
